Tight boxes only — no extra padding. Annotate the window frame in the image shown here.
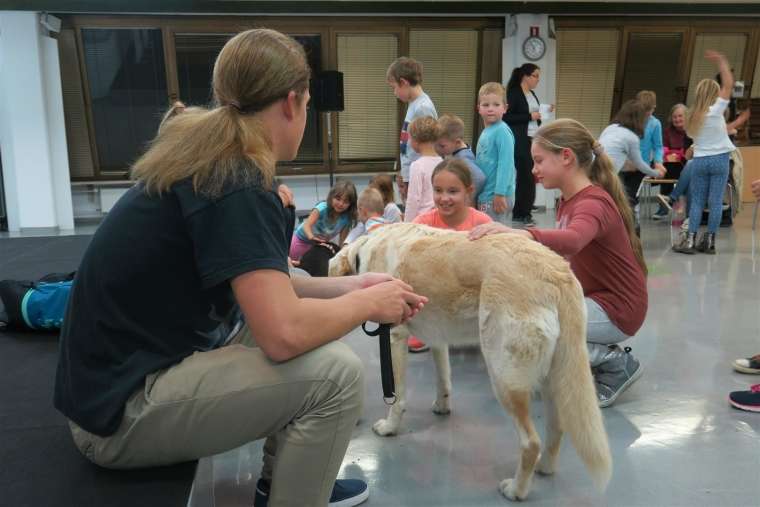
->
[555,16,760,146]
[61,15,503,180]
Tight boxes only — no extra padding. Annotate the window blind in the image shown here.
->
[556,29,620,137]
[59,29,96,178]
[409,29,479,144]
[337,34,398,160]
[751,46,760,98]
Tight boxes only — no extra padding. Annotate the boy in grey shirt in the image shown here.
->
[386,57,438,203]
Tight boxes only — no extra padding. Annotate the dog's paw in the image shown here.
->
[432,397,451,415]
[372,418,399,437]
[499,478,526,502]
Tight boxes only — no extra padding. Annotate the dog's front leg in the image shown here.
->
[372,327,409,437]
[431,345,451,415]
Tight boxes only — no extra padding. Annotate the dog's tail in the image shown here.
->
[549,276,612,491]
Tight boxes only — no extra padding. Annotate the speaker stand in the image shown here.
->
[325,111,335,187]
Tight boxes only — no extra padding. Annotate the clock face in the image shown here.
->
[523,36,546,61]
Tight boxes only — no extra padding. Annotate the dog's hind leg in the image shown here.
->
[372,327,409,436]
[431,345,452,415]
[479,298,555,501]
[536,386,563,476]
[497,389,541,501]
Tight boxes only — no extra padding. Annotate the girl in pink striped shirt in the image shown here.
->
[403,116,442,222]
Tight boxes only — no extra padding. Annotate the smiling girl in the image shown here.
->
[470,119,648,408]
[414,158,492,231]
[290,180,357,260]
[409,158,491,353]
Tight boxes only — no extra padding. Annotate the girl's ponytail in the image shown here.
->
[131,29,310,197]
[589,146,647,275]
[533,119,647,275]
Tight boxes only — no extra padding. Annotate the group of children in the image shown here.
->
[285,50,760,408]
[598,51,750,258]
[289,56,519,351]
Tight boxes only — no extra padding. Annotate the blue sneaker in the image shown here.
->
[254,477,369,507]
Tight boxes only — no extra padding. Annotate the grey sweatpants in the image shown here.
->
[586,297,630,345]
[68,326,364,507]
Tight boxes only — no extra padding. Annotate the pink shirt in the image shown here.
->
[404,155,442,222]
[414,207,492,231]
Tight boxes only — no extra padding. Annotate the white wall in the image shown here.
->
[502,13,558,209]
[0,11,73,232]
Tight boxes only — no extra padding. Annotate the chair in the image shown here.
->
[638,178,678,221]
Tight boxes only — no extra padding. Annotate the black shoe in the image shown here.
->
[696,232,716,254]
[673,232,697,254]
[729,384,760,412]
[513,216,536,227]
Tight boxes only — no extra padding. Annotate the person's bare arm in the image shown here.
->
[232,270,427,362]
[302,209,326,241]
[290,272,395,299]
[751,179,760,201]
[727,109,751,135]
[706,50,733,101]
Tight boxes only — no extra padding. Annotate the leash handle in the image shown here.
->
[362,322,396,405]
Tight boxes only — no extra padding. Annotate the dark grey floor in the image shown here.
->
[3,209,759,507]
[0,234,92,280]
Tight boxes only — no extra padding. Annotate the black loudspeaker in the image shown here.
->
[313,71,344,112]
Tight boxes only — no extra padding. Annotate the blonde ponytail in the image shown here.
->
[686,79,720,138]
[589,150,647,275]
[131,29,310,197]
[533,119,647,275]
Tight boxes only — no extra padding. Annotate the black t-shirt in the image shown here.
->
[54,177,293,436]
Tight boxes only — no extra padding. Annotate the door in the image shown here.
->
[618,30,689,119]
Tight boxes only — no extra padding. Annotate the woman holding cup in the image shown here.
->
[503,63,554,226]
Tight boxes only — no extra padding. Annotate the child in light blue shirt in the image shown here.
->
[475,82,516,224]
[290,180,357,260]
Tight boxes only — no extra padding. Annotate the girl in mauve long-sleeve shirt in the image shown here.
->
[469,118,648,408]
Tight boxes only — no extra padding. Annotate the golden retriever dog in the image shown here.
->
[329,223,611,501]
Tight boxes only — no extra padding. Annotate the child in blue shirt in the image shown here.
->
[475,82,516,224]
[636,90,669,218]
[290,180,357,260]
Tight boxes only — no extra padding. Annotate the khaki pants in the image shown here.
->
[68,327,364,507]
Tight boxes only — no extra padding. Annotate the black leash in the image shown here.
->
[362,322,396,405]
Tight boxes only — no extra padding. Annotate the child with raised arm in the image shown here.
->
[673,51,737,255]
[475,82,516,225]
[470,119,648,408]
[387,57,438,203]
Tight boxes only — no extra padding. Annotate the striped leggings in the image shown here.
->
[687,153,730,234]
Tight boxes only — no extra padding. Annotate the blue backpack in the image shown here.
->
[0,272,75,332]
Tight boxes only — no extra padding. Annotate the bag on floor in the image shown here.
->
[0,272,75,332]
